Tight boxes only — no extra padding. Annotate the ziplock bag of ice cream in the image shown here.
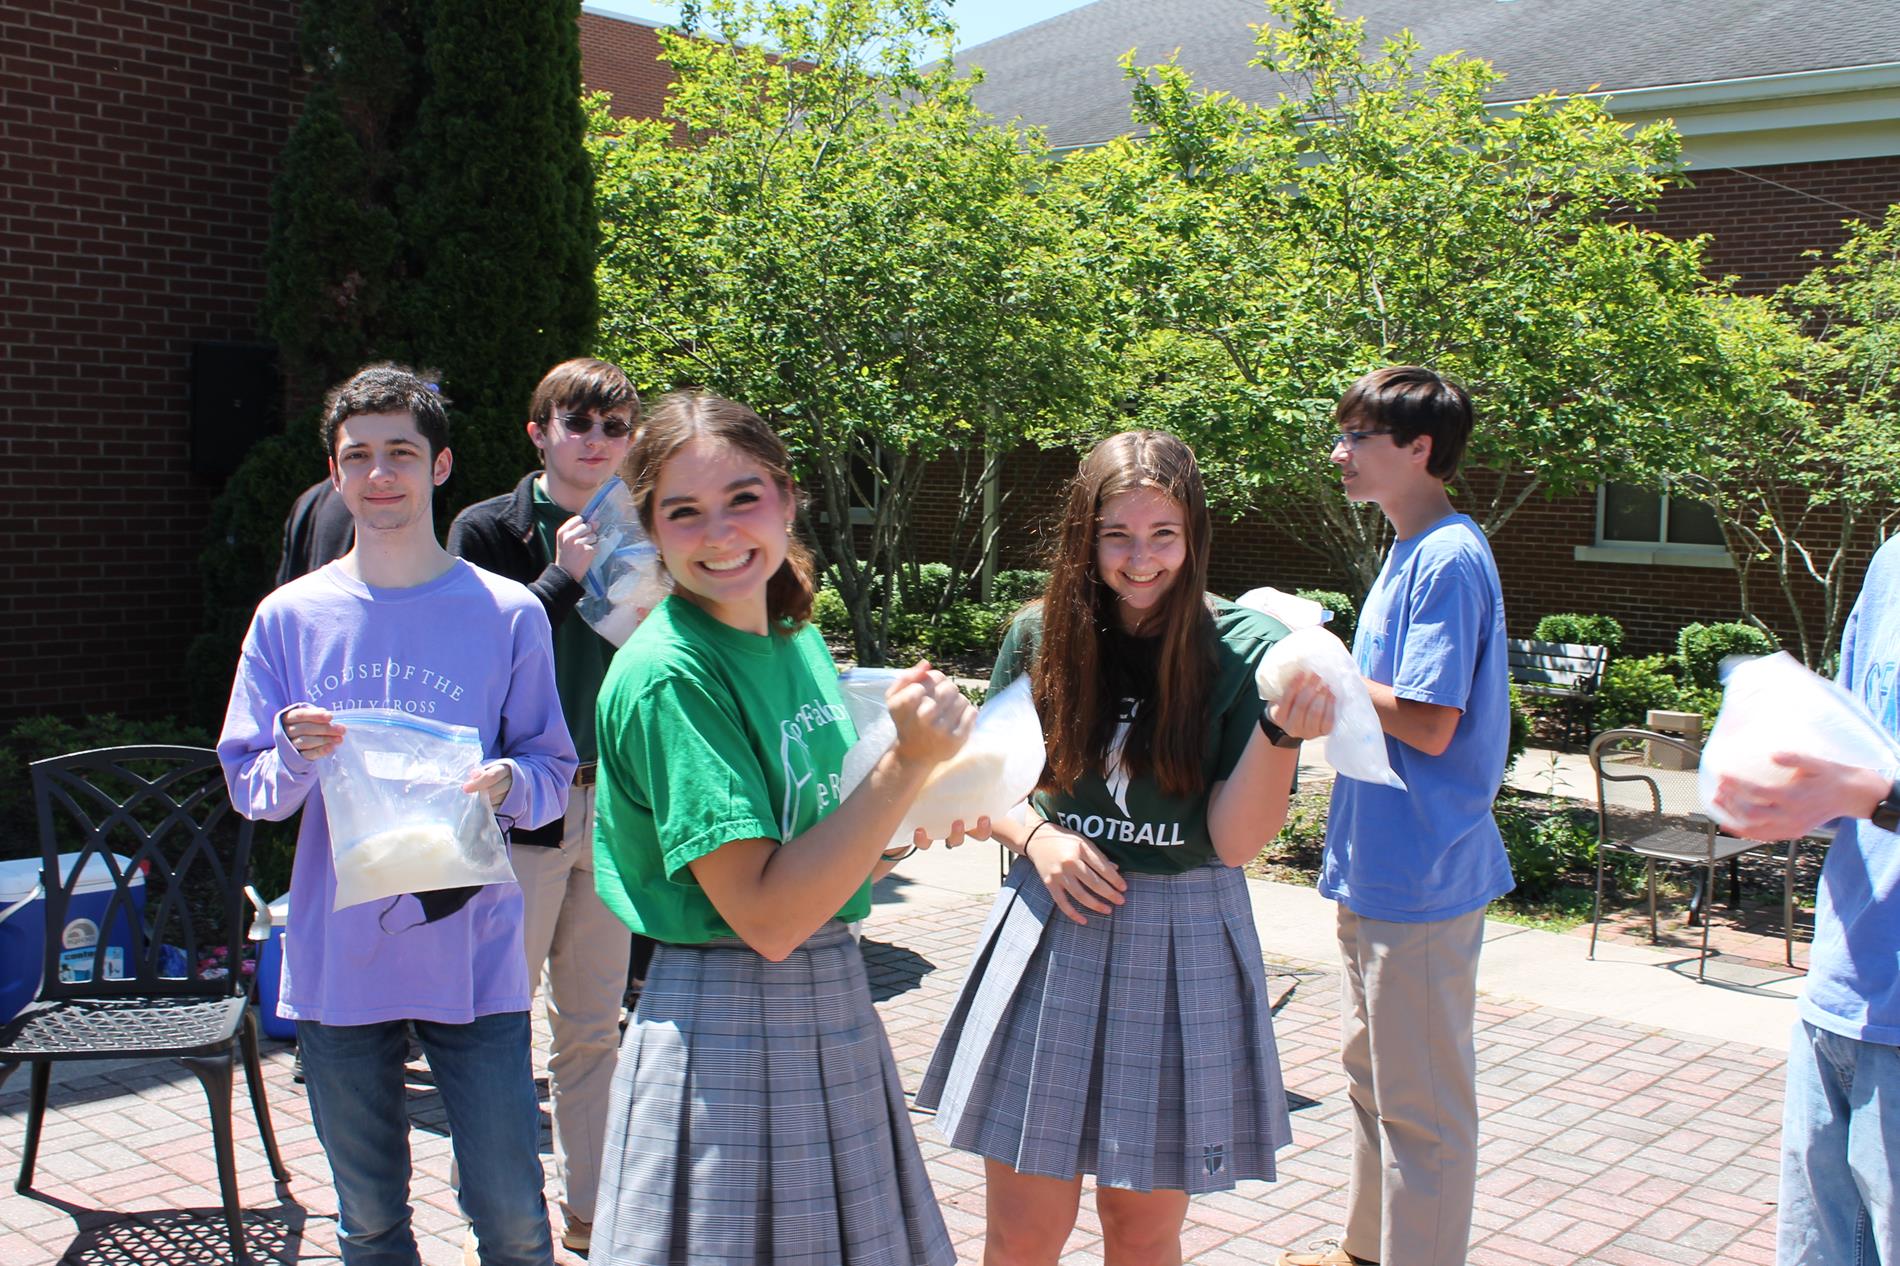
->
[1236,586,1334,631]
[317,709,515,910]
[1256,626,1405,791]
[838,673,1046,848]
[575,476,669,646]
[1699,651,1900,835]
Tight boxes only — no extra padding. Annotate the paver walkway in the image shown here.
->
[0,883,1785,1265]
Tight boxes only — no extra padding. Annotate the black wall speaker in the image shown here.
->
[190,341,283,479]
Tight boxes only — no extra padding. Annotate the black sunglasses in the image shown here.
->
[554,411,634,439]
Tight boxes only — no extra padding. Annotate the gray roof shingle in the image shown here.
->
[956,0,1900,150]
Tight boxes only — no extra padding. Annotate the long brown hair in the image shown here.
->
[1035,430,1215,799]
[623,390,817,627]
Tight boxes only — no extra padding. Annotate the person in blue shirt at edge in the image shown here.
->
[1711,537,1900,1266]
[1278,367,1514,1266]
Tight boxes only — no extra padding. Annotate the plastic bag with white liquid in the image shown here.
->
[1254,626,1406,791]
[317,710,515,910]
[1698,651,1900,835]
[837,673,1046,848]
[574,477,670,646]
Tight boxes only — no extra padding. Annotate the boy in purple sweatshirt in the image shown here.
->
[218,364,575,1266]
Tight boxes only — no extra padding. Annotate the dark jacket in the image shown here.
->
[448,472,590,846]
[274,479,354,587]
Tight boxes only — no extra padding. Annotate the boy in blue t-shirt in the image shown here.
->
[1278,367,1513,1266]
[1712,537,1900,1266]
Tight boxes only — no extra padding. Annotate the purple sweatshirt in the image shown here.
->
[218,559,576,1025]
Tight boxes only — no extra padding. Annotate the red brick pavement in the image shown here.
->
[0,891,1785,1264]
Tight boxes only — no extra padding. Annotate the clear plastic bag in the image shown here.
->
[838,672,1046,848]
[1699,652,1900,832]
[317,710,515,911]
[1255,626,1406,791]
[1236,586,1333,630]
[575,477,669,646]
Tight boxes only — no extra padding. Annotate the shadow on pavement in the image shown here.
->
[20,1187,308,1264]
[861,937,936,1001]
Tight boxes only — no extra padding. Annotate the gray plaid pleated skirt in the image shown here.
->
[591,921,954,1266]
[916,856,1292,1194]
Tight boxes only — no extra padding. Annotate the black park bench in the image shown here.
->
[1507,638,1611,748]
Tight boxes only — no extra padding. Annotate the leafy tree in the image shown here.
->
[1060,0,1734,596]
[1675,210,1900,669]
[588,0,1114,662]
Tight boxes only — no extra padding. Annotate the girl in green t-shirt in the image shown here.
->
[917,430,1336,1265]
[589,391,981,1266]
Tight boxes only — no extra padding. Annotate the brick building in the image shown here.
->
[0,3,675,722]
[945,0,1900,653]
[2,2,1895,721]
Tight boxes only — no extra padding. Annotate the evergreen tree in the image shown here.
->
[405,0,599,504]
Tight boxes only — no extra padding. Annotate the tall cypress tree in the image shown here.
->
[404,0,598,504]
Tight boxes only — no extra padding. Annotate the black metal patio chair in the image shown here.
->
[0,745,288,1264]
[1586,728,1793,981]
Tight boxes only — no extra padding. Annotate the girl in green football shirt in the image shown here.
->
[589,391,979,1266]
[918,430,1335,1266]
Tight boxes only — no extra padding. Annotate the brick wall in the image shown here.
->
[0,0,300,720]
[578,11,674,120]
[1633,155,1900,295]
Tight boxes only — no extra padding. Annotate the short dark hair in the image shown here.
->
[527,358,640,431]
[1336,366,1473,480]
[320,363,450,461]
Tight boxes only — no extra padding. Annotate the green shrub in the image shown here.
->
[1495,795,1596,901]
[0,714,217,859]
[1532,612,1626,653]
[1676,621,1777,688]
[1507,686,1534,774]
[811,586,851,640]
[1295,589,1357,646]
[921,600,1012,657]
[1593,654,1687,731]
[898,562,957,613]
[990,569,1049,606]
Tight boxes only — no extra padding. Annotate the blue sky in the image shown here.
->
[583,1,1096,52]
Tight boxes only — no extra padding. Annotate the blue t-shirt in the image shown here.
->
[1803,536,1900,1044]
[1320,513,1514,922]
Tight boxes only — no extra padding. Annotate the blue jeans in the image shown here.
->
[1780,1020,1900,1265]
[298,1013,553,1266]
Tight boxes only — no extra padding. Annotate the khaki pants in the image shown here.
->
[1337,904,1486,1266]
[512,784,630,1224]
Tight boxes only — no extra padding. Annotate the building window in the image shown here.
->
[1573,482,1733,568]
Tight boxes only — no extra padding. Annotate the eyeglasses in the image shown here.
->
[555,411,634,439]
[1331,428,1394,451]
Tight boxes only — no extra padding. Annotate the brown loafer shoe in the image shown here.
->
[561,1216,591,1253]
[1275,1240,1377,1266]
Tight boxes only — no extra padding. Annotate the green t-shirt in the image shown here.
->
[994,599,1289,875]
[593,594,868,944]
[530,481,617,764]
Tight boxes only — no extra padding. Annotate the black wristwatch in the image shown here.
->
[1258,708,1303,749]
[1872,778,1900,833]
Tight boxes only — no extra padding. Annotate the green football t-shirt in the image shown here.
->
[995,599,1290,875]
[593,594,867,944]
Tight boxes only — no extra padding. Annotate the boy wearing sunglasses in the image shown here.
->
[448,357,640,1256]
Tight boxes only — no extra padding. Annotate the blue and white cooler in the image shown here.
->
[252,893,295,1039]
[0,852,146,1023]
